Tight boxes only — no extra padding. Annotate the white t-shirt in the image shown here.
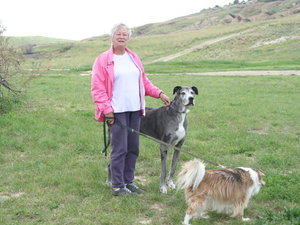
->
[111,52,141,113]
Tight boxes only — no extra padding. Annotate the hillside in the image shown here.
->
[13,0,300,72]
[7,36,74,47]
[132,0,300,36]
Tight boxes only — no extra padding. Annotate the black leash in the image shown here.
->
[102,117,226,168]
[102,120,110,157]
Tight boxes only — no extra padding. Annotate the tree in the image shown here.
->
[0,23,23,96]
[234,0,240,4]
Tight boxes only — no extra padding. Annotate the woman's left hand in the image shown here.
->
[160,93,171,105]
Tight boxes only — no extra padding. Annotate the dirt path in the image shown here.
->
[148,70,300,76]
[145,32,246,64]
[79,70,300,76]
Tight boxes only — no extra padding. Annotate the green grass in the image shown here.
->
[1,74,299,224]
[0,94,22,114]
[145,60,300,73]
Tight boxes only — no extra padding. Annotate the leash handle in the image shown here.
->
[104,116,115,120]
[101,114,116,157]
[102,121,111,157]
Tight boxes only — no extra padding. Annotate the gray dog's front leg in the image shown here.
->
[168,140,183,189]
[168,149,180,189]
[160,144,168,193]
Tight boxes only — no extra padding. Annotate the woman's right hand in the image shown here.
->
[105,112,115,125]
[160,93,171,106]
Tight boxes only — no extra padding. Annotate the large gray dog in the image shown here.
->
[140,86,198,193]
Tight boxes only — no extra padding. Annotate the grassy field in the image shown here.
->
[1,73,299,224]
[2,1,299,223]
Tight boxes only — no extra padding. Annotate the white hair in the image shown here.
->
[110,23,132,38]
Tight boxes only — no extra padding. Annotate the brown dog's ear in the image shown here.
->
[192,86,198,95]
[256,169,266,185]
[258,170,266,177]
[173,86,182,95]
[257,170,266,177]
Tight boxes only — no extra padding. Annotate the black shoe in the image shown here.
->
[125,183,144,194]
[112,187,134,196]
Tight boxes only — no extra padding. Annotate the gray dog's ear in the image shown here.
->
[192,86,198,95]
[173,86,182,95]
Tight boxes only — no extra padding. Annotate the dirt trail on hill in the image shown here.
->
[79,70,300,76]
[80,70,300,76]
[140,29,300,76]
[145,32,245,64]
[147,70,300,76]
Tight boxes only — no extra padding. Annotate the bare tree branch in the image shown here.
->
[0,23,23,95]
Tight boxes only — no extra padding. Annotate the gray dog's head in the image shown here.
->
[173,86,198,106]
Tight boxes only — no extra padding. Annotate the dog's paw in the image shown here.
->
[201,214,209,219]
[160,186,168,194]
[194,213,209,219]
[105,180,112,186]
[167,180,176,189]
[242,217,250,222]
[182,222,191,225]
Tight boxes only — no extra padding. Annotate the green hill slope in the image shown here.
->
[7,36,74,47]
[17,0,300,72]
[132,0,300,36]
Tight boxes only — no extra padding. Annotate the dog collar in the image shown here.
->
[168,104,187,114]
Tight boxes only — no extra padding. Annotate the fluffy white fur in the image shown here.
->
[177,161,205,192]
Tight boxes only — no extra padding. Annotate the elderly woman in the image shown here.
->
[91,23,170,196]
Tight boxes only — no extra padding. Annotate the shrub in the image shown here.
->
[0,23,23,96]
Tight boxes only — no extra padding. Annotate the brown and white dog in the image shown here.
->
[177,159,265,225]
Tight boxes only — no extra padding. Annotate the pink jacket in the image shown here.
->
[91,47,162,122]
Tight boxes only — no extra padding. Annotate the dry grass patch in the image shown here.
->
[150,203,165,212]
[0,192,25,203]
[135,175,149,186]
[138,218,152,224]
[248,128,268,135]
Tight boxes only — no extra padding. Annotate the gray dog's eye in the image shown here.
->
[181,92,186,95]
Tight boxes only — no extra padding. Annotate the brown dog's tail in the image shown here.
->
[177,159,205,191]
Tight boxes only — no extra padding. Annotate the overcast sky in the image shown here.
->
[1,0,233,40]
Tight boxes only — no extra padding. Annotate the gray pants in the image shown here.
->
[109,111,140,188]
